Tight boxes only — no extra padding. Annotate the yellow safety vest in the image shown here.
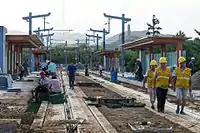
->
[147,69,155,88]
[155,67,170,88]
[175,67,191,89]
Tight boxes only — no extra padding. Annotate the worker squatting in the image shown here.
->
[143,56,191,114]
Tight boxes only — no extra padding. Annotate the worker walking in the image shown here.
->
[143,60,157,109]
[172,57,192,114]
[154,57,171,113]
[67,63,77,89]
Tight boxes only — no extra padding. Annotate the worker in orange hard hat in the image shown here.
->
[153,57,171,113]
[172,56,192,114]
[143,60,157,109]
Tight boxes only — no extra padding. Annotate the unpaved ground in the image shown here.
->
[98,106,192,133]
[76,75,122,98]
[0,81,38,133]
[78,75,193,133]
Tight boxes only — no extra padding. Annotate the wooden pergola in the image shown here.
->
[121,36,184,66]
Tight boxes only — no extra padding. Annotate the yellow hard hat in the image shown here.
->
[178,56,186,64]
[159,57,167,63]
[46,60,49,63]
[150,60,157,66]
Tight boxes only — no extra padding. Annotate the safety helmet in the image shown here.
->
[191,57,195,60]
[178,56,186,64]
[46,60,50,63]
[150,60,157,66]
[159,57,167,63]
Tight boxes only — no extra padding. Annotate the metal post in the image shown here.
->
[103,28,107,70]
[85,37,88,64]
[103,29,106,50]
[121,14,125,73]
[96,34,99,51]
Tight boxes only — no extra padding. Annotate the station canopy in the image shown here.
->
[121,36,184,50]
[6,35,44,48]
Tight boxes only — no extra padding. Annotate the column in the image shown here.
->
[0,26,7,73]
[161,45,166,57]
[12,45,15,73]
[19,47,22,65]
[176,41,183,67]
[149,47,154,60]
[7,44,11,73]
[14,45,18,73]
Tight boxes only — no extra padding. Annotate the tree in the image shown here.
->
[175,30,186,38]
[146,15,162,37]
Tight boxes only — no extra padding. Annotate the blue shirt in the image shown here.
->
[41,62,47,69]
[67,65,77,77]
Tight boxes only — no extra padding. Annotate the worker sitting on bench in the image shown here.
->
[33,71,49,102]
[48,75,61,94]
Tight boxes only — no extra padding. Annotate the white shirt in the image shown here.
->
[48,79,61,92]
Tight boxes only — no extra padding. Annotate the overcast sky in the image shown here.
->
[1,0,200,37]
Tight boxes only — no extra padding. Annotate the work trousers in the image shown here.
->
[19,71,24,80]
[68,76,75,89]
[156,87,168,112]
[148,88,156,105]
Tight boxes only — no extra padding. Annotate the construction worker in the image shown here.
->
[153,57,171,113]
[172,56,192,114]
[143,60,157,109]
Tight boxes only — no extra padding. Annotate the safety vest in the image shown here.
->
[175,67,191,89]
[147,69,155,88]
[155,67,170,88]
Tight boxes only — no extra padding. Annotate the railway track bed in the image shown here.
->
[76,75,192,133]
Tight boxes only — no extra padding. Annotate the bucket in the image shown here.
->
[110,72,117,82]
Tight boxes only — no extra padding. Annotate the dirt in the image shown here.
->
[78,75,193,133]
[98,106,192,133]
[76,75,122,98]
[191,71,200,90]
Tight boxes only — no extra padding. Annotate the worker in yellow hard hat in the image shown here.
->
[153,57,171,113]
[143,60,157,109]
[172,56,192,114]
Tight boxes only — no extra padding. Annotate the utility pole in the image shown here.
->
[75,39,80,64]
[85,33,102,51]
[89,28,109,70]
[22,12,51,72]
[103,13,131,74]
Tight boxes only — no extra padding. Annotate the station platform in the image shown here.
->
[85,71,200,133]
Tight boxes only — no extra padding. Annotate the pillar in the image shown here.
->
[161,45,166,57]
[7,44,11,73]
[0,26,7,73]
[176,41,183,67]
[149,47,154,60]
[19,47,22,65]
[11,44,15,73]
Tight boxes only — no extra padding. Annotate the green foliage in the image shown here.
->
[122,50,138,72]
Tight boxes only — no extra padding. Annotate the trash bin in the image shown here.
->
[110,71,117,82]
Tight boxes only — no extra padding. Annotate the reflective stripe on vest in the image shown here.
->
[155,67,170,88]
[175,67,191,88]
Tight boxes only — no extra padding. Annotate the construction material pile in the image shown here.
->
[191,71,200,90]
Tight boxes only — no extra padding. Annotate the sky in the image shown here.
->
[1,0,200,38]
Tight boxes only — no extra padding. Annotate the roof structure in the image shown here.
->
[121,36,184,50]
[32,49,49,55]
[6,35,44,48]
[98,50,121,58]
